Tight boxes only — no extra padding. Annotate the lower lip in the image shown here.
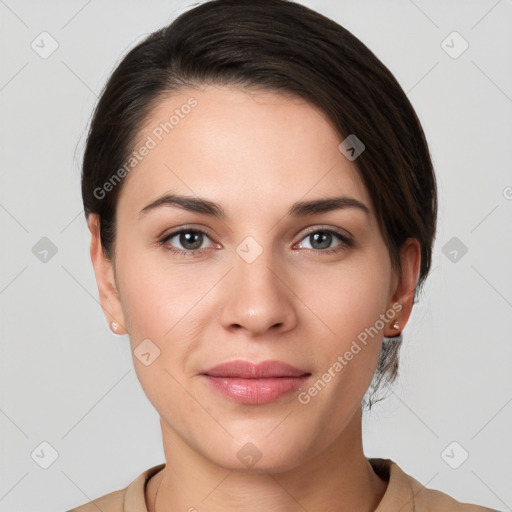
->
[203,375,309,405]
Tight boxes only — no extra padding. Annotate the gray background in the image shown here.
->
[1,0,511,510]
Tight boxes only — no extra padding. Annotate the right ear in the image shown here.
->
[88,214,127,335]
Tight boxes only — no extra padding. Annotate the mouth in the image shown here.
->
[200,360,311,405]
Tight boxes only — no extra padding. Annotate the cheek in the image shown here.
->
[116,258,169,339]
[114,248,209,411]
[115,245,201,338]
[115,246,225,381]
[295,263,391,418]
[305,255,392,349]
[298,249,392,404]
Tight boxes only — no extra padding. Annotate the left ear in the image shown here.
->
[384,238,421,337]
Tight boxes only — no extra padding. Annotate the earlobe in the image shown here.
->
[88,214,127,335]
[384,238,421,337]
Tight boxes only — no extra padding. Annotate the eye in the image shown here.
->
[160,228,216,256]
[296,228,353,254]
[159,227,352,257]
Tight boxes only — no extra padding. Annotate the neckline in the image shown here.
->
[368,457,392,482]
[139,459,393,512]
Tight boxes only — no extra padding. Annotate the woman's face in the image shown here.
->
[91,86,416,472]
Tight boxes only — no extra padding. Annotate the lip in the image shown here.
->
[201,360,311,405]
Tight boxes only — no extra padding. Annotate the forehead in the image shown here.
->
[117,86,372,219]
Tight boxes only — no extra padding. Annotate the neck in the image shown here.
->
[146,410,387,512]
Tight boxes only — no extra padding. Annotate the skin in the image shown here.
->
[88,86,421,512]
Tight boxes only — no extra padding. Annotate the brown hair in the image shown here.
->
[81,0,437,406]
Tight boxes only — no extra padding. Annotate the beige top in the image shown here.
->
[67,458,498,512]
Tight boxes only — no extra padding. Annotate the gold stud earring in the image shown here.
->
[392,320,400,330]
[111,321,118,333]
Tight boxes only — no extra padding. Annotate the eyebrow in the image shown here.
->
[139,193,370,218]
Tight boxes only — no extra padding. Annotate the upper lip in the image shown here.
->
[202,360,310,378]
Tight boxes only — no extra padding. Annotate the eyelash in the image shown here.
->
[159,226,353,257]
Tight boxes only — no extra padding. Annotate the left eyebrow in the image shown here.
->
[288,196,370,217]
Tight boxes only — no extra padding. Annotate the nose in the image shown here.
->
[219,245,298,337]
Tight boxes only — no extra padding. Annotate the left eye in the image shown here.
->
[296,230,351,251]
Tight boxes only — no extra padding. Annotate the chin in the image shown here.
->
[200,431,317,475]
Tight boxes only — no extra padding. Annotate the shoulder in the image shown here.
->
[65,463,165,512]
[370,458,499,512]
[407,472,498,512]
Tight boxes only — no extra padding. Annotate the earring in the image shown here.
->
[110,321,118,333]
[392,320,400,330]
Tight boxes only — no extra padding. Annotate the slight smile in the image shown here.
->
[201,360,312,405]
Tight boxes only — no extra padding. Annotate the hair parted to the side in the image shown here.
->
[81,0,437,408]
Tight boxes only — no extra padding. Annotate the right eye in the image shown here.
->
[160,228,217,256]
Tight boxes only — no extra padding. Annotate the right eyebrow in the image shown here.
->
[139,193,226,218]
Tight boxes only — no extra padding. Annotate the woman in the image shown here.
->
[69,0,497,510]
